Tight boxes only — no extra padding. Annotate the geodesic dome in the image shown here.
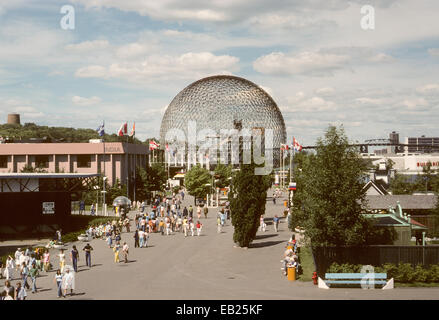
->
[160,75,287,166]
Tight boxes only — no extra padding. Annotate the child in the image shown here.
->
[196,221,203,236]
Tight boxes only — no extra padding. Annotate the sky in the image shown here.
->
[0,0,439,147]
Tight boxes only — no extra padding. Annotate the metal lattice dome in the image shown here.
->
[160,75,287,166]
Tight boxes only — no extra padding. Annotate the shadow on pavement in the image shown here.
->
[255,234,278,240]
[249,240,285,249]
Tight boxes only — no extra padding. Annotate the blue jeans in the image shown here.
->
[31,276,37,292]
[72,258,78,272]
[57,280,62,297]
[86,253,92,266]
[22,274,30,289]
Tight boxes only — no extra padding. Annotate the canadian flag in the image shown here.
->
[149,140,159,150]
[129,122,135,137]
[293,137,302,151]
[280,144,290,151]
[117,122,127,136]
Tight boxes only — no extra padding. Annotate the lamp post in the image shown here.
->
[102,176,107,216]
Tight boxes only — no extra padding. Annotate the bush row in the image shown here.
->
[327,262,439,283]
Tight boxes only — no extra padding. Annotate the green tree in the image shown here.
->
[289,125,375,246]
[229,163,271,247]
[184,165,211,203]
[134,164,166,202]
[214,163,232,189]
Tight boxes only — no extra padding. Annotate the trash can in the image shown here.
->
[287,267,296,281]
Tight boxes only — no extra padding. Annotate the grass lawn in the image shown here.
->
[298,246,315,282]
[395,282,439,287]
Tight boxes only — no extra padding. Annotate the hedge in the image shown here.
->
[327,262,439,283]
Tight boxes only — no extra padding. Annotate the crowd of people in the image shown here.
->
[1,187,290,300]
[281,234,302,277]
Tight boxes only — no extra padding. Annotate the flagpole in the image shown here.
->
[102,121,106,216]
[290,138,294,184]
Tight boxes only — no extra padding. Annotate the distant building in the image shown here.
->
[405,135,439,153]
[0,142,149,189]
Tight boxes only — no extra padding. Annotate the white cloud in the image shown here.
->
[315,87,335,96]
[428,48,439,57]
[75,52,239,83]
[416,84,439,94]
[65,40,109,52]
[355,97,385,105]
[253,51,350,76]
[72,96,102,106]
[401,98,429,110]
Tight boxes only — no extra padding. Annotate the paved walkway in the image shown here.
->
[3,191,439,300]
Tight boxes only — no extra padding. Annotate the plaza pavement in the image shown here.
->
[3,190,439,300]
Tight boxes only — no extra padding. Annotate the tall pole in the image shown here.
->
[102,122,106,215]
[290,142,294,183]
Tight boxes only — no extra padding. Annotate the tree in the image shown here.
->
[229,163,271,247]
[289,125,375,247]
[214,163,232,189]
[184,165,211,203]
[134,164,167,202]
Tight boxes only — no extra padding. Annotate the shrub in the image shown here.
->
[396,263,416,283]
[429,265,439,282]
[414,265,429,282]
[381,263,398,279]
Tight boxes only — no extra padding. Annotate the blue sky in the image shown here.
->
[0,0,439,147]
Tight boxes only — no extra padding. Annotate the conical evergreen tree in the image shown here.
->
[229,163,271,247]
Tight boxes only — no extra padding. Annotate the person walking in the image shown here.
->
[197,206,202,220]
[183,217,188,237]
[14,248,23,271]
[2,280,14,300]
[54,269,63,298]
[4,256,14,281]
[113,241,121,263]
[20,262,30,290]
[106,232,113,248]
[138,229,145,247]
[217,216,222,233]
[29,262,39,293]
[43,249,50,272]
[203,206,208,219]
[134,229,140,248]
[166,218,172,236]
[58,249,66,273]
[143,231,149,248]
[183,206,188,217]
[190,220,195,237]
[273,215,280,232]
[70,246,79,273]
[82,243,93,268]
[62,268,75,297]
[196,221,203,236]
[188,205,193,218]
[15,282,26,300]
[122,242,129,263]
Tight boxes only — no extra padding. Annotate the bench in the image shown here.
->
[318,273,394,289]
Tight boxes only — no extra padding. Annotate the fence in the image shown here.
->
[312,245,439,276]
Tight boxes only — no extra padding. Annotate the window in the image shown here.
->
[77,155,91,168]
[35,155,49,168]
[0,155,7,168]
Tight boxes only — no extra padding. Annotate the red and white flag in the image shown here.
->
[149,140,159,150]
[165,143,170,152]
[117,122,127,136]
[129,122,135,137]
[280,144,290,151]
[293,137,302,151]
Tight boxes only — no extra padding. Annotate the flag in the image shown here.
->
[129,122,135,137]
[117,122,127,136]
[165,143,170,152]
[293,137,302,151]
[96,122,105,137]
[280,144,290,151]
[149,140,159,150]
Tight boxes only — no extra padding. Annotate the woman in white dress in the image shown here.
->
[62,267,75,297]
[58,249,66,273]
[4,256,15,280]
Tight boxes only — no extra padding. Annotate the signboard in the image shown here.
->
[288,182,296,191]
[42,202,55,214]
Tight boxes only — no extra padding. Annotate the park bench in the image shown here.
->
[318,273,394,289]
